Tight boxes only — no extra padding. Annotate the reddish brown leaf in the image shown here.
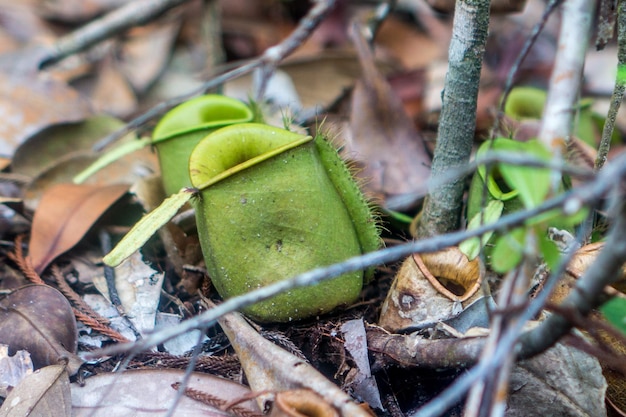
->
[27,183,128,273]
[0,364,71,417]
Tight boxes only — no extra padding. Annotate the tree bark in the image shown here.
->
[417,0,491,238]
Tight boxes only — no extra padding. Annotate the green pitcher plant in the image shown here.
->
[151,95,255,194]
[74,95,255,193]
[104,122,381,322]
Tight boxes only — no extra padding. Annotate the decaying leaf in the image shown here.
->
[23,147,157,210]
[70,369,260,417]
[0,285,82,375]
[93,251,164,336]
[224,52,396,113]
[27,183,128,274]
[564,242,626,293]
[340,319,383,410]
[118,17,181,94]
[91,56,138,118]
[548,242,626,415]
[11,115,127,179]
[0,72,91,157]
[348,24,431,207]
[379,247,484,333]
[0,364,71,417]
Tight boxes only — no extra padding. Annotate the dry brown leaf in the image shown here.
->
[0,364,71,417]
[0,3,55,49]
[0,285,82,375]
[70,369,261,417]
[0,72,91,157]
[27,183,128,273]
[348,26,431,207]
[548,242,626,414]
[225,51,396,112]
[23,146,158,211]
[91,55,138,118]
[12,115,126,179]
[118,17,181,94]
[375,16,445,70]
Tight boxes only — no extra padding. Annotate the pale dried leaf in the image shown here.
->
[70,369,260,417]
[12,115,126,179]
[0,73,91,157]
[0,364,71,417]
[93,252,164,335]
[91,56,138,118]
[118,18,181,93]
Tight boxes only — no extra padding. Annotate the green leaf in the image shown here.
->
[498,139,552,209]
[103,189,194,267]
[460,199,504,260]
[73,137,152,184]
[491,227,526,273]
[525,206,589,229]
[600,297,626,336]
[538,231,560,270]
[474,139,519,201]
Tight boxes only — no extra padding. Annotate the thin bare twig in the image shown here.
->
[40,0,191,68]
